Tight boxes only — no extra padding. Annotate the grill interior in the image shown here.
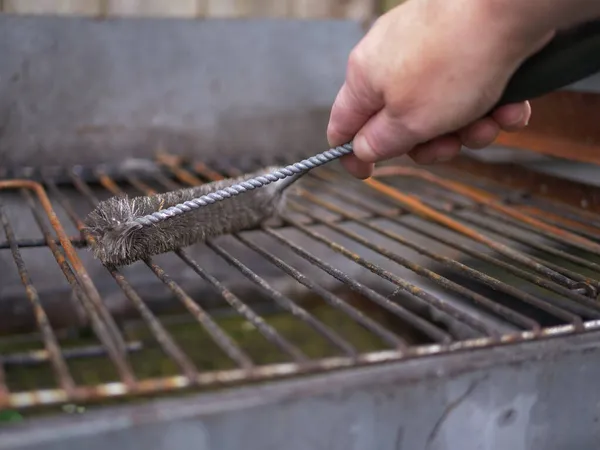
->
[1,152,600,422]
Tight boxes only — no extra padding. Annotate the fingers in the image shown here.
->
[458,117,501,149]
[492,101,531,131]
[458,101,530,150]
[408,134,463,164]
[407,101,531,164]
[340,154,374,179]
[326,64,384,147]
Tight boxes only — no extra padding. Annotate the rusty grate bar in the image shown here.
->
[312,169,600,306]
[369,181,600,301]
[389,179,600,293]
[3,342,143,367]
[142,170,404,354]
[0,203,75,395]
[305,171,600,318]
[2,154,600,412]
[363,177,579,291]
[295,185,543,331]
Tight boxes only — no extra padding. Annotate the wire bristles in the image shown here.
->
[134,142,354,227]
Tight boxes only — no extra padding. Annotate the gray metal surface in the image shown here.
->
[0,16,364,168]
[2,329,600,450]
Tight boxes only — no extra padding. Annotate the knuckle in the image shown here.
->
[347,46,367,74]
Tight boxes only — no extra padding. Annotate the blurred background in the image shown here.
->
[0,0,405,19]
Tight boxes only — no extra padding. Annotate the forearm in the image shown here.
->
[483,0,600,37]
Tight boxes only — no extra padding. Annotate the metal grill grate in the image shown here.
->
[1,153,600,416]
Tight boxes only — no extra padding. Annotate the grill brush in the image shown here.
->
[84,20,600,266]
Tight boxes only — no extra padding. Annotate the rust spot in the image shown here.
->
[156,152,204,186]
[193,162,225,181]
[371,166,600,255]
[0,179,137,389]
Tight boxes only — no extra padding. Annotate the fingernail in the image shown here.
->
[353,135,375,161]
[508,110,525,126]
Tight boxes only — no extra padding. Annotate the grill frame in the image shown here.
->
[2,328,600,450]
[2,14,600,450]
[2,154,600,414]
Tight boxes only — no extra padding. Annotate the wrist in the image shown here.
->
[472,0,557,60]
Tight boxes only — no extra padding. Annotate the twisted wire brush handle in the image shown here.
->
[134,142,354,227]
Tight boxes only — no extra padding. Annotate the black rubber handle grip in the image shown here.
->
[494,19,600,108]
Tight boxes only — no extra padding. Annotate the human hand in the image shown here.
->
[327,0,555,178]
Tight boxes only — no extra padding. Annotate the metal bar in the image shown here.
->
[455,208,600,278]
[0,349,393,410]
[400,189,600,298]
[0,236,86,250]
[125,175,159,195]
[310,171,600,318]
[372,165,600,255]
[5,314,597,411]
[510,205,600,241]
[84,172,255,370]
[177,167,399,354]
[400,181,600,282]
[156,153,205,186]
[363,177,579,289]
[515,196,600,229]
[4,151,599,411]
[127,174,395,350]
[132,168,325,362]
[0,202,76,394]
[297,187,543,331]
[189,162,453,344]
[235,233,408,350]
[145,164,358,361]
[106,267,200,382]
[142,259,256,369]
[399,188,600,296]
[286,201,507,338]
[176,249,310,362]
[262,227,453,344]
[37,176,132,359]
[20,189,142,382]
[125,174,360,358]
[2,341,143,366]
[39,175,139,386]
[108,171,311,365]
[445,155,600,214]
[192,162,452,344]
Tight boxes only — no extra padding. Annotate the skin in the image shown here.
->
[327,0,600,178]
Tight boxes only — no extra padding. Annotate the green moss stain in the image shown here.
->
[0,287,416,422]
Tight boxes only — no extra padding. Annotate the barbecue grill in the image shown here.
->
[2,15,600,450]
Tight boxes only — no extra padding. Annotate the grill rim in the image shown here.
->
[2,154,600,411]
[1,326,600,448]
